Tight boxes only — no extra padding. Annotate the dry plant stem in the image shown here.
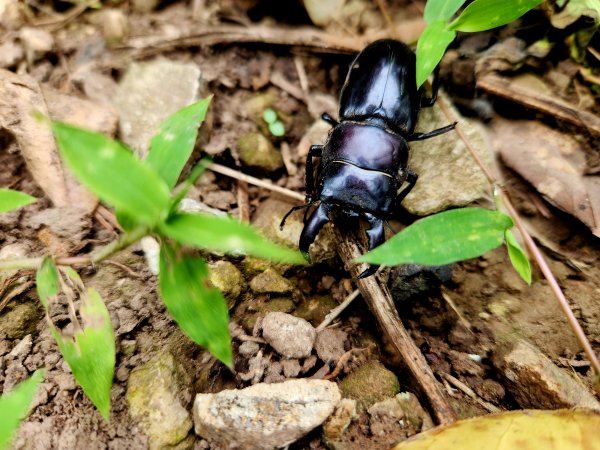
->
[436,96,600,379]
[439,372,500,414]
[374,0,400,40]
[316,289,361,332]
[0,226,148,272]
[477,74,600,138]
[209,163,305,201]
[335,227,457,425]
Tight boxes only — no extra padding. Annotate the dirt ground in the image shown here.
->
[1,0,600,449]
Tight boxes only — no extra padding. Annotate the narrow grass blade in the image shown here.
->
[36,257,60,309]
[147,97,212,189]
[159,212,306,264]
[505,229,532,285]
[416,21,456,88]
[0,188,36,213]
[52,288,115,419]
[449,0,543,32]
[159,243,232,367]
[0,370,45,450]
[357,208,513,266]
[52,122,170,226]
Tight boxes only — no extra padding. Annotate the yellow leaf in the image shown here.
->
[393,409,600,450]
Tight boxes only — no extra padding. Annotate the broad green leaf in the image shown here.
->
[159,243,232,367]
[505,229,532,285]
[36,257,60,309]
[393,409,600,450]
[146,97,212,189]
[424,0,468,22]
[449,0,543,32]
[357,208,513,266]
[0,370,45,450]
[159,212,306,264]
[52,122,170,226]
[0,188,36,213]
[52,288,115,419]
[416,21,456,88]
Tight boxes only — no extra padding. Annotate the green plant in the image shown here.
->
[262,107,286,137]
[0,97,304,419]
[0,370,45,450]
[415,0,544,87]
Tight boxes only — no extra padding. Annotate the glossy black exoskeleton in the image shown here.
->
[283,39,456,278]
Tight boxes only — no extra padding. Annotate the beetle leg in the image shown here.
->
[358,213,384,278]
[299,203,331,259]
[420,67,440,108]
[396,169,418,203]
[407,122,456,141]
[306,145,323,201]
[321,112,339,127]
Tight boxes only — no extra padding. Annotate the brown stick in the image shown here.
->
[334,227,457,425]
[436,95,600,383]
[477,74,600,138]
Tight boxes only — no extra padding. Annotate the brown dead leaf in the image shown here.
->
[0,69,118,214]
[490,119,600,237]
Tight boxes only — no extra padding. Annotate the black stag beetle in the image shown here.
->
[281,39,456,278]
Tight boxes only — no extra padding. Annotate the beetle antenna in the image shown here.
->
[280,201,318,230]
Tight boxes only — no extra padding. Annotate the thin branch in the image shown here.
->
[208,163,305,202]
[436,95,600,382]
[316,289,361,332]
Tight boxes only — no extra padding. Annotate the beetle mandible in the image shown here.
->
[282,39,456,278]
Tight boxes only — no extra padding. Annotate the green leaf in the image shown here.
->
[357,207,513,266]
[146,97,212,189]
[159,243,232,367]
[424,0,468,22]
[52,122,171,226]
[268,121,285,137]
[36,257,60,309]
[52,288,115,419]
[115,208,138,232]
[416,21,456,88]
[0,369,45,450]
[159,212,306,264]
[448,0,544,32]
[505,229,532,285]
[169,158,212,213]
[0,188,36,213]
[262,108,278,124]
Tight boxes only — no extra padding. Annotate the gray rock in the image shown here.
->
[322,398,358,444]
[404,104,491,215]
[0,38,23,68]
[127,352,193,450]
[368,392,433,436]
[0,301,43,340]
[238,131,284,173]
[252,198,336,264]
[7,334,33,360]
[193,379,341,449]
[19,27,53,64]
[494,339,600,410]
[249,269,293,294]
[261,312,316,359]
[209,261,246,308]
[115,59,203,156]
[315,328,347,363]
[238,341,260,356]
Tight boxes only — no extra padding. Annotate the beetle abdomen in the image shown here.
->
[338,40,419,135]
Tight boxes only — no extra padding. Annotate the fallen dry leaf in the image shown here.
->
[393,409,600,450]
[0,69,118,214]
[490,118,600,237]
